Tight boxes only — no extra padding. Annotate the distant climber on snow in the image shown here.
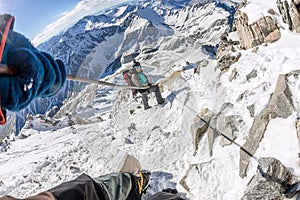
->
[130,60,165,110]
[0,13,67,125]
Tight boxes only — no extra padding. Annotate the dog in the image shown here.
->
[158,69,185,92]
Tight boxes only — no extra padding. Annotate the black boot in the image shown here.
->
[154,87,165,104]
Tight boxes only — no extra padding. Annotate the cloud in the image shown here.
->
[32,0,129,46]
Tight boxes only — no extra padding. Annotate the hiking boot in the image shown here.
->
[144,106,152,110]
[162,188,178,194]
[158,98,165,105]
[137,170,151,195]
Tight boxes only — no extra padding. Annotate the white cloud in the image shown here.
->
[32,0,129,46]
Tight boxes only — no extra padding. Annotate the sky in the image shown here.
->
[0,0,130,44]
[0,0,300,200]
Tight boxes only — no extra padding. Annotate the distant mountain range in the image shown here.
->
[11,0,238,134]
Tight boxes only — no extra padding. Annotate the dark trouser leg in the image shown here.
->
[149,85,165,104]
[139,90,150,110]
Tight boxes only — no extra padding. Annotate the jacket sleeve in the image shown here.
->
[0,31,66,112]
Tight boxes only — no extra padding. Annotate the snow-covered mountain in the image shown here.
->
[1,0,300,200]
[7,0,238,134]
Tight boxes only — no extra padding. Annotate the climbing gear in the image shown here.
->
[0,15,15,125]
[123,69,132,85]
[137,170,151,195]
[122,69,138,97]
[0,97,6,125]
[137,171,144,194]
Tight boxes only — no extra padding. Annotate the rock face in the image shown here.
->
[191,106,241,157]
[215,33,240,73]
[242,157,299,200]
[235,13,281,49]
[277,0,300,32]
[190,108,215,155]
[239,75,294,178]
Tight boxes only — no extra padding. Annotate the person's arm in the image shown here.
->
[0,31,66,112]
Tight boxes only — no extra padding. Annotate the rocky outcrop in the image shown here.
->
[216,115,238,146]
[296,118,300,145]
[0,113,15,141]
[239,75,294,178]
[277,0,300,32]
[216,52,241,73]
[235,13,281,49]
[242,157,299,200]
[191,106,241,156]
[190,108,215,155]
[215,33,240,73]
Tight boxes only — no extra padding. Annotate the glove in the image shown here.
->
[147,83,152,87]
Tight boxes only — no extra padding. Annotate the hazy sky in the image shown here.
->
[0,0,82,39]
[0,0,130,45]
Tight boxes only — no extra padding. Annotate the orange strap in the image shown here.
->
[0,96,5,125]
[0,16,14,125]
[0,16,14,61]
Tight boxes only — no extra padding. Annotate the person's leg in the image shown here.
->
[93,172,141,200]
[149,85,165,104]
[141,92,151,110]
[48,173,108,200]
[138,89,150,110]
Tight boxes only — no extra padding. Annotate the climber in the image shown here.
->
[0,171,186,200]
[0,13,67,125]
[131,60,165,110]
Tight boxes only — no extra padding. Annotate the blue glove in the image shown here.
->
[0,48,66,111]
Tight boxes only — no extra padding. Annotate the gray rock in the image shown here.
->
[190,108,215,154]
[242,157,299,200]
[240,75,294,177]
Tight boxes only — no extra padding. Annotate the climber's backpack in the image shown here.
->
[122,69,135,86]
[122,69,138,97]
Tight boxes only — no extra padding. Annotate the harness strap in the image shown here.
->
[137,171,144,195]
[0,15,15,125]
[0,97,6,125]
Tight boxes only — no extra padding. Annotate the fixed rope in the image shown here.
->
[66,74,150,90]
[0,65,150,90]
